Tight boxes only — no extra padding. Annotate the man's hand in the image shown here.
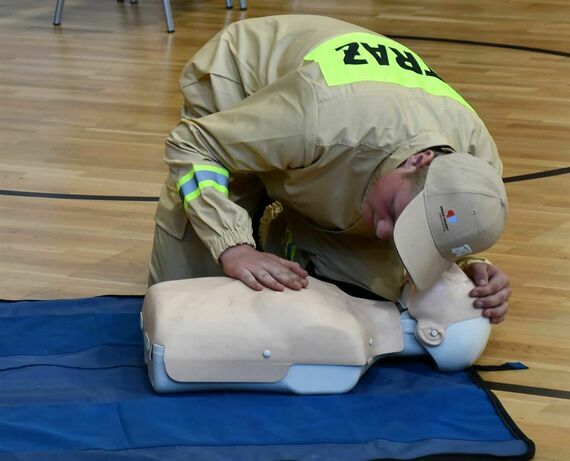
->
[464,262,511,324]
[219,244,309,291]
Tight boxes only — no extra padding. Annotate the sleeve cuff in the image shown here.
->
[207,229,257,262]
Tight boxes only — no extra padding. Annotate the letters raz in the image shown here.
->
[334,41,442,80]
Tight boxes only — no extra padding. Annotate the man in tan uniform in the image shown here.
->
[149,15,511,324]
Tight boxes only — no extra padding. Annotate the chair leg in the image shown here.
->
[54,0,176,32]
[162,0,175,33]
[239,0,247,10]
[53,0,65,25]
[226,0,233,9]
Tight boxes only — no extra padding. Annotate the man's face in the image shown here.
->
[361,169,416,240]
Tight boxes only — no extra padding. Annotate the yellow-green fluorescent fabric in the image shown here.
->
[157,15,501,300]
[304,33,472,111]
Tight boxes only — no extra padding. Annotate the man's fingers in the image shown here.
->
[490,315,506,324]
[470,267,509,298]
[239,269,264,291]
[221,245,309,291]
[253,269,286,291]
[468,263,490,296]
[471,277,508,297]
[473,286,511,309]
[469,263,489,288]
[280,259,309,278]
[263,263,306,290]
[483,302,509,324]
[271,258,309,288]
[463,263,511,324]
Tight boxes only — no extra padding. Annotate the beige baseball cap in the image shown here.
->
[393,153,508,290]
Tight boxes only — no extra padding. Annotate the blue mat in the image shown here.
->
[0,296,534,460]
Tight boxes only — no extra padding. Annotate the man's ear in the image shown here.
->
[401,150,436,169]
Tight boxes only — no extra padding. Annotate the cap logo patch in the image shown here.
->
[446,209,457,223]
[451,244,473,257]
[438,206,457,232]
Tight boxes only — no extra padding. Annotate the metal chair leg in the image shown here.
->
[227,0,247,11]
[53,0,64,25]
[162,0,175,33]
[54,0,178,33]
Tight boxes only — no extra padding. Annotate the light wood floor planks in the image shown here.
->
[1,1,569,459]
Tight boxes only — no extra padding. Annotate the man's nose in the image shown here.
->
[375,220,394,240]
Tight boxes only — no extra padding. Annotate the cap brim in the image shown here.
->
[393,192,453,290]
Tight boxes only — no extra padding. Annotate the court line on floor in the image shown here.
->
[1,166,567,201]
[389,35,570,58]
[503,166,570,183]
[485,381,570,400]
[0,190,159,201]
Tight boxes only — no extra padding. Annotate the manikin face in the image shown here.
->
[361,150,435,240]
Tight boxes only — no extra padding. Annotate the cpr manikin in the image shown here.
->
[141,264,490,394]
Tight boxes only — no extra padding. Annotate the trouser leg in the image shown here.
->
[148,222,224,287]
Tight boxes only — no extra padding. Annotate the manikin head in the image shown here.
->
[404,263,492,371]
[361,150,508,290]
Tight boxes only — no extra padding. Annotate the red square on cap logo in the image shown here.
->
[446,209,458,223]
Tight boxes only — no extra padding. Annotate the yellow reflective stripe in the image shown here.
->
[177,164,229,191]
[182,180,229,209]
[182,189,201,204]
[304,32,473,111]
[197,180,229,195]
[176,164,230,209]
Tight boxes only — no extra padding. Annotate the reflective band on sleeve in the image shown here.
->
[177,165,229,208]
[304,32,473,111]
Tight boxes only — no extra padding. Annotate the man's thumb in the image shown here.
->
[472,263,489,286]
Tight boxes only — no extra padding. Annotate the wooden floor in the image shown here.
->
[1,0,569,458]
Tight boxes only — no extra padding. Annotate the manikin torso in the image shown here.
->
[141,264,490,394]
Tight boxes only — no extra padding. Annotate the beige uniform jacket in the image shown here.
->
[156,15,502,300]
